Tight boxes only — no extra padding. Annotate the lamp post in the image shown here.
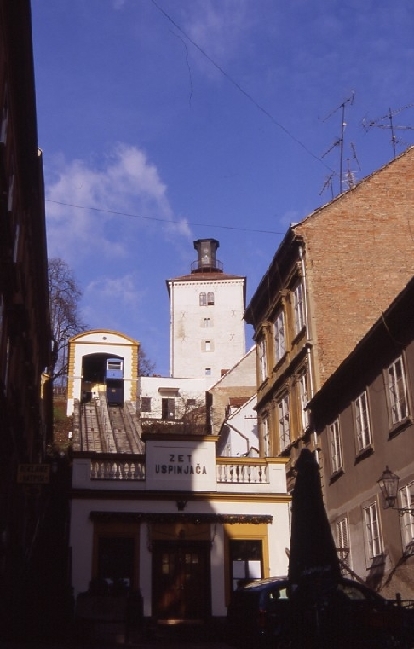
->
[377,466,414,516]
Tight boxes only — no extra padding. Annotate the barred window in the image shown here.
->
[364,502,382,559]
[388,356,408,425]
[399,482,414,551]
[259,337,268,383]
[336,517,351,569]
[273,310,286,363]
[278,394,290,452]
[355,391,372,452]
[293,282,306,335]
[329,419,343,474]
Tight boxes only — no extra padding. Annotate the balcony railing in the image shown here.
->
[90,455,146,480]
[216,458,269,484]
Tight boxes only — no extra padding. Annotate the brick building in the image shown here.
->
[244,147,414,488]
[309,277,414,597]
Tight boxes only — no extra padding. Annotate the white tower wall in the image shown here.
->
[169,277,246,381]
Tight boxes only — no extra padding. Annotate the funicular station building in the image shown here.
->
[67,241,290,630]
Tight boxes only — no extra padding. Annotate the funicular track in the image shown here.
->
[107,407,131,453]
[82,401,104,452]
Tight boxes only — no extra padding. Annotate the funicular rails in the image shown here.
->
[108,407,132,453]
[82,402,103,452]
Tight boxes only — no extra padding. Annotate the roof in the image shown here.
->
[168,272,245,282]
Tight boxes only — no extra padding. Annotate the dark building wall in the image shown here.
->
[0,0,55,638]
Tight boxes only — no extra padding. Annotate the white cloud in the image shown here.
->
[180,0,252,76]
[82,273,146,332]
[44,143,191,264]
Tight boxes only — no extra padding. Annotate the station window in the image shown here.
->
[141,397,151,413]
[230,540,263,590]
[162,397,175,420]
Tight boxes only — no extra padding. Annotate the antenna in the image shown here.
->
[362,103,414,158]
[321,92,355,195]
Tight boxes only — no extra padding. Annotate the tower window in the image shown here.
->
[205,368,211,376]
[207,292,215,305]
[199,292,207,306]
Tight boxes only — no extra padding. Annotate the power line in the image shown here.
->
[45,199,285,235]
[150,0,334,173]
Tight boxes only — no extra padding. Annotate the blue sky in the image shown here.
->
[31,0,414,376]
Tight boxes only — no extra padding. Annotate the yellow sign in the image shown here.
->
[17,464,50,484]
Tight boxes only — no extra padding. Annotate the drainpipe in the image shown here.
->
[298,245,319,464]
[169,281,174,377]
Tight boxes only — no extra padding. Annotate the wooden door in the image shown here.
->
[152,541,210,621]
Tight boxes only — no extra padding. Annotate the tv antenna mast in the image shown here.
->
[321,91,355,195]
[362,103,414,158]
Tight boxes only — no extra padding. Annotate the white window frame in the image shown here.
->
[207,291,215,305]
[399,482,414,551]
[199,292,207,306]
[364,501,382,559]
[388,356,409,426]
[203,317,212,327]
[261,415,269,457]
[329,419,343,474]
[298,371,309,432]
[273,310,286,364]
[278,394,290,452]
[258,337,268,383]
[355,391,372,453]
[336,517,351,569]
[293,281,306,336]
[203,340,212,352]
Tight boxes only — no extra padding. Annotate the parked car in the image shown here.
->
[226,577,290,648]
[227,576,414,649]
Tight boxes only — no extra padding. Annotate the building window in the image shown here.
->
[207,292,215,305]
[261,415,269,457]
[140,397,151,413]
[298,371,309,432]
[230,540,263,590]
[203,317,212,327]
[205,367,211,376]
[355,391,372,453]
[199,292,207,306]
[293,281,306,335]
[186,398,196,407]
[364,502,382,559]
[278,394,290,452]
[97,536,135,590]
[399,482,414,551]
[203,340,212,352]
[273,310,286,363]
[329,419,343,474]
[258,337,267,383]
[336,517,351,570]
[388,356,408,425]
[162,397,175,420]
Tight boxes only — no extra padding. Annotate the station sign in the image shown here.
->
[17,464,50,484]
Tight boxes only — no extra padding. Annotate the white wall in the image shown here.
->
[169,278,246,382]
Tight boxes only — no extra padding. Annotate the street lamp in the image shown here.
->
[377,466,414,516]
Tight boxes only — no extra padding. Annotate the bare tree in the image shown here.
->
[138,347,157,376]
[49,257,88,383]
